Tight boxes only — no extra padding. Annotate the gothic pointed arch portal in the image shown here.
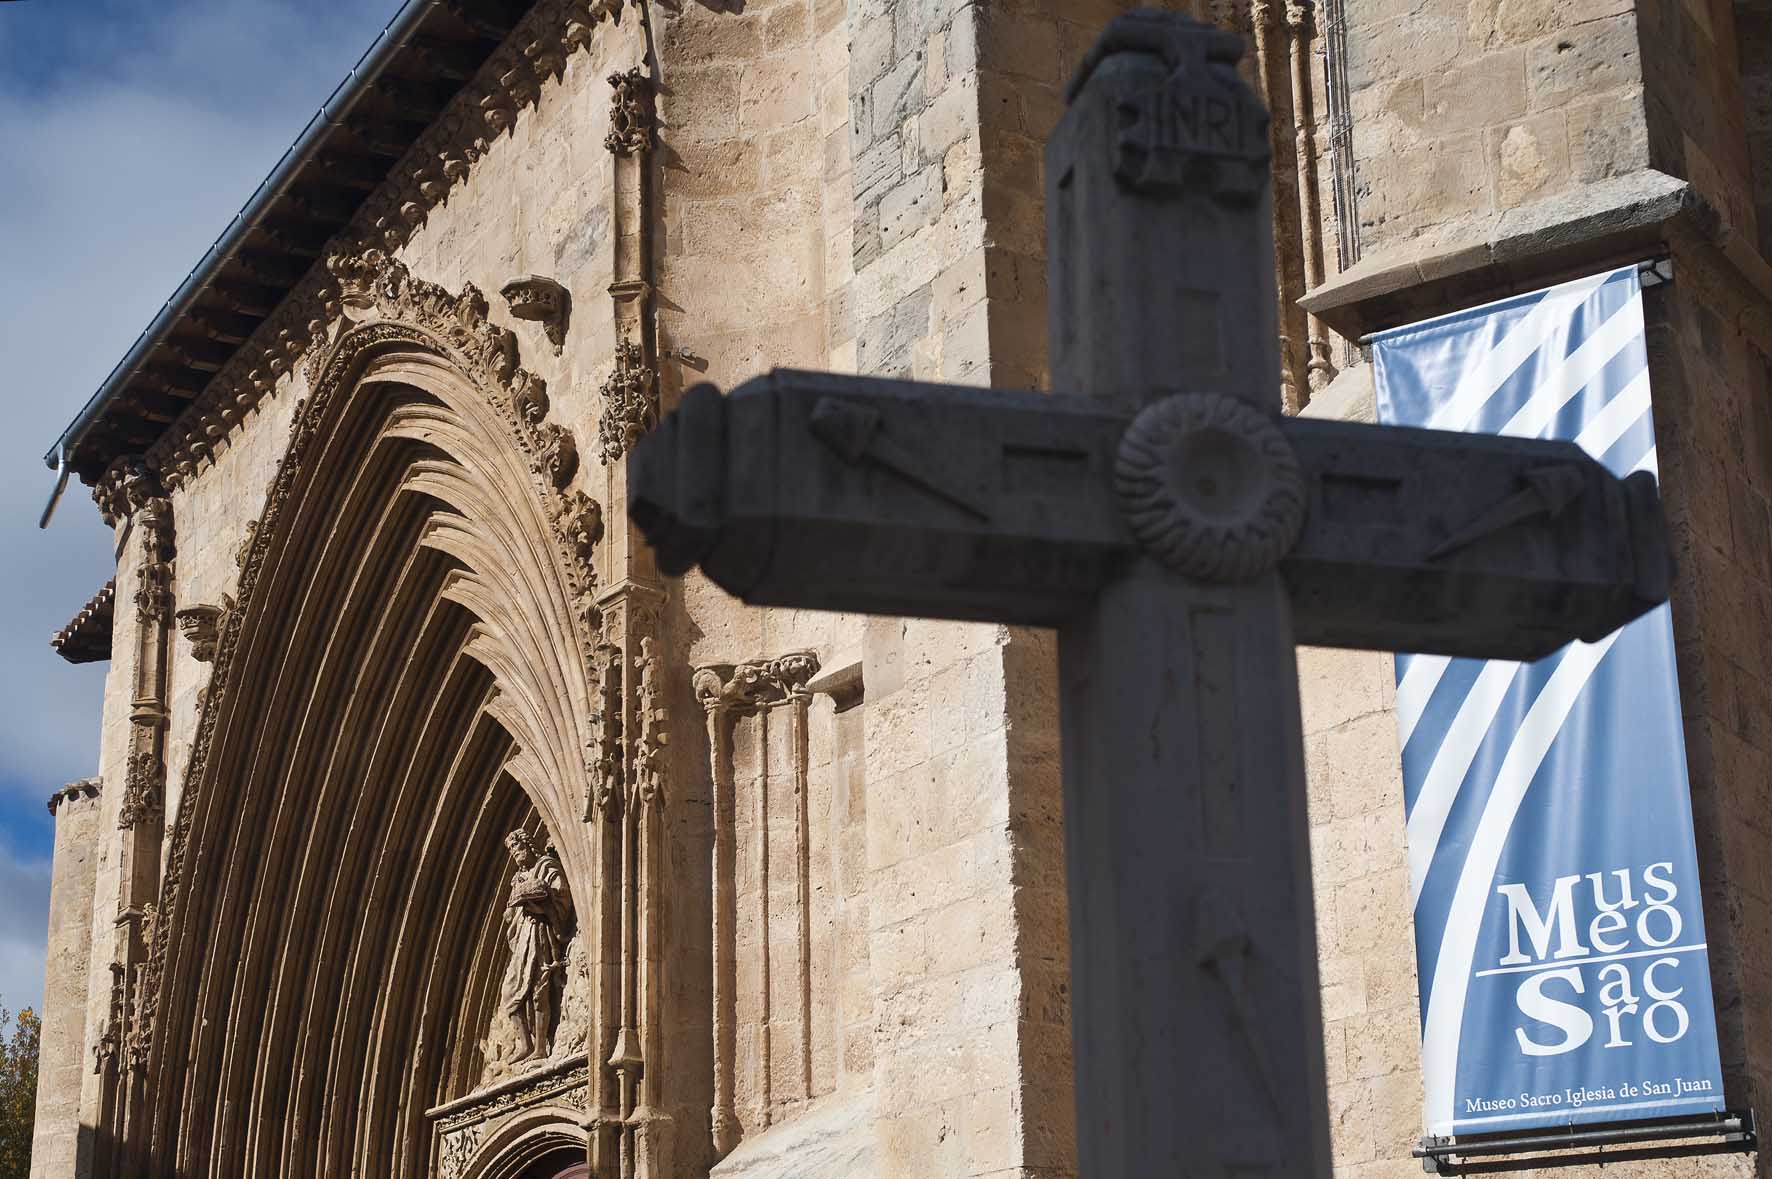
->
[133,253,616,1178]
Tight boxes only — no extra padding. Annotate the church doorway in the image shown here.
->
[521,1153,587,1178]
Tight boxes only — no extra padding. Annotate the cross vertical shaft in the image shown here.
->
[1047,22,1332,1173]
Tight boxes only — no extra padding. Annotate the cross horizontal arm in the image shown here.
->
[631,370,1131,625]
[1281,416,1670,661]
[630,370,1670,660]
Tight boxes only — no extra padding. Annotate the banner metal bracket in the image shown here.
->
[1639,255,1675,288]
[1414,1110,1755,1174]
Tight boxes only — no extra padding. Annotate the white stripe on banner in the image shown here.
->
[1497,293,1645,439]
[1572,368,1652,459]
[1420,622,1628,1132]
[1427,271,1613,433]
[1396,654,1452,749]
[1401,300,1649,899]
[1407,660,1524,906]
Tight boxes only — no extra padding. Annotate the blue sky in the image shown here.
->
[0,0,405,1015]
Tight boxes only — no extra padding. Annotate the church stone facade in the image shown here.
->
[28,0,1772,1175]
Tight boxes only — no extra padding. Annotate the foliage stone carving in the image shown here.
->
[175,603,228,663]
[597,341,658,466]
[604,68,656,156]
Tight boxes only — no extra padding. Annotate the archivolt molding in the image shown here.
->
[315,249,601,620]
[141,0,626,492]
[134,251,608,1163]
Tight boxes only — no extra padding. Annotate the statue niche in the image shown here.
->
[489,829,573,1077]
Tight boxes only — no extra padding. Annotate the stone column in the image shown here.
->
[1284,0,1336,394]
[87,457,174,1178]
[30,780,103,1179]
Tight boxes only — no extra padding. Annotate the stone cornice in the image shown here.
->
[52,578,116,665]
[1298,170,1772,339]
[143,0,624,494]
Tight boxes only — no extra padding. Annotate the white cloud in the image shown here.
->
[0,0,403,1014]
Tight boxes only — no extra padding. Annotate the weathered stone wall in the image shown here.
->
[31,783,103,1179]
[1345,0,1647,251]
[1641,228,1772,1174]
[1641,0,1757,244]
[73,527,147,1148]
[1739,0,1772,259]
[44,0,1092,1171]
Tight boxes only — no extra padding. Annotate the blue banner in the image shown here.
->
[1371,265,1726,1138]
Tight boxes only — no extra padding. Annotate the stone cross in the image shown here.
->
[628,13,1671,1174]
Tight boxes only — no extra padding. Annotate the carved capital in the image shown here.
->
[693,651,821,714]
[501,275,571,354]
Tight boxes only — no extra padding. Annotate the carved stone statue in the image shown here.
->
[499,829,568,1067]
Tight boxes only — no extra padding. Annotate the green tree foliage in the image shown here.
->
[0,1001,39,1179]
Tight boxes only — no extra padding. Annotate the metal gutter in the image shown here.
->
[40,0,444,520]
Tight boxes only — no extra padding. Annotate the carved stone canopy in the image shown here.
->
[176,603,229,663]
[501,276,570,354]
[604,68,656,156]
